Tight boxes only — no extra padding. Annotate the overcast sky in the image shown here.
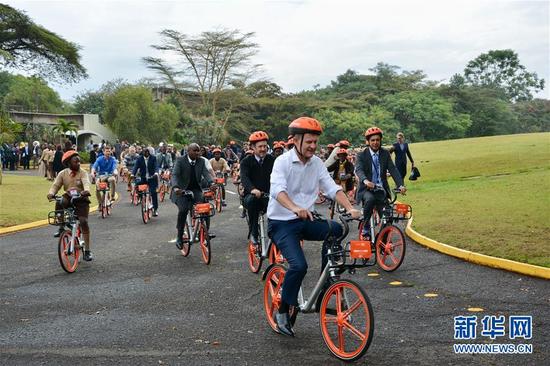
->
[5,0,550,101]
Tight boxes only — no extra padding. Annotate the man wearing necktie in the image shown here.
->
[239,131,274,245]
[171,143,215,249]
[355,127,406,239]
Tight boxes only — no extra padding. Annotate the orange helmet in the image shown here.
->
[338,140,350,147]
[229,140,236,145]
[273,142,284,150]
[288,117,323,136]
[249,131,269,143]
[336,148,348,155]
[327,144,335,149]
[212,148,222,154]
[62,150,79,164]
[365,126,383,139]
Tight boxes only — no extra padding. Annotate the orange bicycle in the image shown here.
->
[263,212,374,362]
[178,190,216,265]
[357,188,410,272]
[158,169,171,203]
[48,193,85,273]
[97,174,113,219]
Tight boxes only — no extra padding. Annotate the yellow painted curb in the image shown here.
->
[0,192,120,236]
[406,216,550,280]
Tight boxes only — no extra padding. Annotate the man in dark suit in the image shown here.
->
[171,143,214,249]
[21,143,31,169]
[389,132,415,180]
[355,127,406,238]
[132,147,159,217]
[239,131,274,244]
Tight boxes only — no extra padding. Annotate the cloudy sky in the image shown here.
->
[6,0,550,100]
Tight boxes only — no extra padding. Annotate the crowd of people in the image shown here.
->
[6,118,416,339]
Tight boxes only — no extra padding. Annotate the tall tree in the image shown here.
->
[463,49,545,102]
[2,75,64,112]
[0,4,87,83]
[103,85,178,143]
[143,29,260,116]
[52,118,78,143]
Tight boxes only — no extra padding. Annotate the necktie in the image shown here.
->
[259,158,263,166]
[372,153,380,185]
[190,161,195,166]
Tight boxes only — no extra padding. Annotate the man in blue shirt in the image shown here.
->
[91,145,118,203]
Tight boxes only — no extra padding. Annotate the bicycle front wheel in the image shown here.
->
[215,189,222,213]
[263,264,286,333]
[180,221,191,257]
[320,279,374,362]
[247,240,263,273]
[159,184,166,202]
[141,195,149,224]
[58,231,80,273]
[375,225,406,272]
[199,221,211,265]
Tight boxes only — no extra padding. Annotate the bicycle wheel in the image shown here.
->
[161,184,167,202]
[58,231,80,273]
[199,221,211,265]
[141,195,149,224]
[263,264,286,332]
[215,188,222,213]
[268,242,284,264]
[375,225,406,272]
[100,192,107,219]
[106,193,112,216]
[319,279,374,362]
[247,240,263,273]
[180,221,191,257]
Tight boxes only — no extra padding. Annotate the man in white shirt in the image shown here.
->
[267,117,361,337]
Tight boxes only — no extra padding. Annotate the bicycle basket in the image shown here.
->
[215,177,225,184]
[203,191,215,200]
[48,210,69,226]
[138,184,149,192]
[392,203,412,219]
[98,182,108,190]
[349,240,372,260]
[194,203,213,217]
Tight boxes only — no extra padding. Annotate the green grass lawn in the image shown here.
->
[402,132,550,267]
[0,174,99,227]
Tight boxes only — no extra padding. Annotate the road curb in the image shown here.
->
[405,217,550,280]
[0,193,120,236]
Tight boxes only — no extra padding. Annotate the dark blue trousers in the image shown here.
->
[268,218,343,306]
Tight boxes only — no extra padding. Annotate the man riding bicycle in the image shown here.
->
[91,145,117,203]
[171,143,215,249]
[355,127,406,239]
[123,145,139,191]
[267,117,360,337]
[240,131,275,245]
[132,147,160,217]
[209,147,231,207]
[47,150,94,261]
[156,144,173,172]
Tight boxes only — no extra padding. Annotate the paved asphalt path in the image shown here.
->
[1,178,548,365]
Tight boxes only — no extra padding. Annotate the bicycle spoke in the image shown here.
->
[324,315,338,323]
[336,288,342,313]
[342,299,362,319]
[343,320,366,342]
[338,324,345,351]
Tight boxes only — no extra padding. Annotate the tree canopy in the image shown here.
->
[0,4,87,83]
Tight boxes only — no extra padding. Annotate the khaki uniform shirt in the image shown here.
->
[48,168,91,196]
[209,157,230,172]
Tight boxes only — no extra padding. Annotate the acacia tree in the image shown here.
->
[463,49,544,102]
[0,4,87,83]
[143,29,260,116]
